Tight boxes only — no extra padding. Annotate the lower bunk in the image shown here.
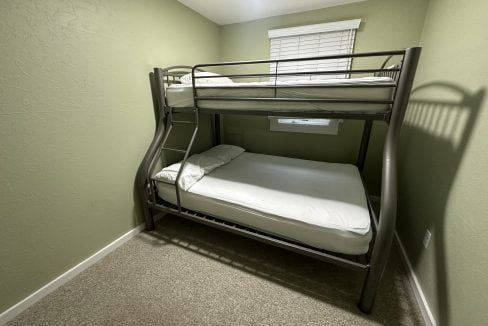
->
[153,148,373,256]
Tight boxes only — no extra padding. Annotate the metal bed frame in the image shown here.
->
[136,47,421,313]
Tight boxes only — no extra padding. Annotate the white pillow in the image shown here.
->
[189,154,226,174]
[153,161,204,191]
[152,154,225,191]
[201,145,245,163]
[180,72,233,85]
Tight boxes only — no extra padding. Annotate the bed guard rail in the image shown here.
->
[190,49,408,120]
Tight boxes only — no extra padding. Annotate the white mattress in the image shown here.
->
[166,77,394,113]
[156,152,372,255]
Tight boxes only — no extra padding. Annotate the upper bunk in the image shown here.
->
[154,47,421,121]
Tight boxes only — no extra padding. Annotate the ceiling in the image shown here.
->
[177,0,367,25]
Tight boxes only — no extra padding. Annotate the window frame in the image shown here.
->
[269,117,342,135]
[267,19,360,134]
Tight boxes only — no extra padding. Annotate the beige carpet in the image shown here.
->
[8,215,424,326]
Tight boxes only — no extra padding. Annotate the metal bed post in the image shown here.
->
[139,66,205,228]
[358,47,421,313]
[135,68,168,231]
[212,114,221,145]
[356,120,373,172]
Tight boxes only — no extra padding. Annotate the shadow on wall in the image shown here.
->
[398,82,485,326]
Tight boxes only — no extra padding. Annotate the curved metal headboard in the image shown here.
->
[375,55,401,81]
[160,65,206,85]
[155,65,207,111]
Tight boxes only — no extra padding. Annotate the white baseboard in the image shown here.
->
[395,232,437,326]
[0,223,146,325]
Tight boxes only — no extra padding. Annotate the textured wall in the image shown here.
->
[397,0,488,324]
[3,0,488,323]
[0,0,219,313]
[219,0,429,194]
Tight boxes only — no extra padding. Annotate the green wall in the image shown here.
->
[398,0,488,324]
[0,0,219,314]
[219,0,429,194]
[3,0,488,324]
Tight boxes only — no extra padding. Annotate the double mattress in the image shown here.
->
[156,152,372,255]
[166,77,395,113]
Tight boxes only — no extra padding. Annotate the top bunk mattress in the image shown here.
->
[166,77,395,113]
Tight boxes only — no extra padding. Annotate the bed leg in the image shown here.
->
[358,47,421,313]
[358,268,379,314]
[144,183,155,231]
[137,180,155,231]
[357,230,394,313]
[143,205,155,231]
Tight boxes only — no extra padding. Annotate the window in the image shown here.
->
[269,117,342,135]
[268,19,360,134]
[268,19,361,80]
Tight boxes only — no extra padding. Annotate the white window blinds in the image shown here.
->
[269,19,361,80]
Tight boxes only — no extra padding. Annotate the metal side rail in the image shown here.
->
[159,106,200,213]
[148,199,370,272]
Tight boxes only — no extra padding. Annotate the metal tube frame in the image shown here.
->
[358,47,421,312]
[357,120,373,172]
[135,47,421,313]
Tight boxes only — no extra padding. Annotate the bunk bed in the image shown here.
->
[136,47,421,313]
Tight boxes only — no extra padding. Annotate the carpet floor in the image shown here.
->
[8,215,424,326]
